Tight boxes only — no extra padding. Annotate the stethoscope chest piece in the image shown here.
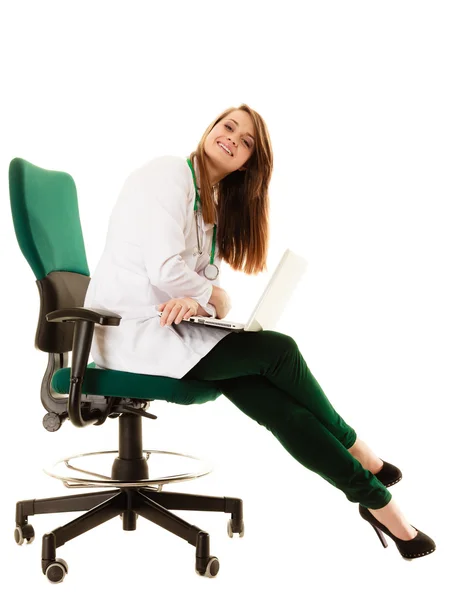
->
[204,263,219,280]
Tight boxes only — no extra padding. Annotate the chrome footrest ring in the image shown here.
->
[43,449,214,489]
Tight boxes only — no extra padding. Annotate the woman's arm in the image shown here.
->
[133,157,215,315]
[209,285,232,319]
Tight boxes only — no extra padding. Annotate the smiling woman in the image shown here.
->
[80,101,436,561]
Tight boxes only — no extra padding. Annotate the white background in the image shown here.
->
[0,0,447,597]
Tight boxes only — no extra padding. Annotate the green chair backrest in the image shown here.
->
[9,158,89,279]
[9,158,91,353]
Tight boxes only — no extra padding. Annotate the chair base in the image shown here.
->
[14,412,244,581]
[15,486,244,581]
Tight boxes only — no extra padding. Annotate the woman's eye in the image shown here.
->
[225,123,252,148]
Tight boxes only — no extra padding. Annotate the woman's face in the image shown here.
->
[204,110,256,180]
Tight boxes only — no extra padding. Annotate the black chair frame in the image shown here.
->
[15,305,244,582]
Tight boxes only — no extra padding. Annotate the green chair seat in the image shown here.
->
[52,362,221,406]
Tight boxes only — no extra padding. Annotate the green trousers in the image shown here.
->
[182,329,392,509]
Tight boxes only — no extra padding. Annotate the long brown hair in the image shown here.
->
[188,104,273,276]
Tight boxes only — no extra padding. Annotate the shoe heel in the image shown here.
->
[369,522,388,548]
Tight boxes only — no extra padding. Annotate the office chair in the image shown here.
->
[9,158,244,583]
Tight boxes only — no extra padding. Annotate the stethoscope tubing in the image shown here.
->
[187,157,219,281]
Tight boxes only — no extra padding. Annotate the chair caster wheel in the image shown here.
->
[227,518,244,538]
[14,524,35,545]
[45,558,69,583]
[195,556,220,578]
[43,412,63,432]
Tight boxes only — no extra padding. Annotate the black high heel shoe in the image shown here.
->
[373,459,402,488]
[359,504,436,560]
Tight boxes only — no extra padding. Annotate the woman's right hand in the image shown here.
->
[210,285,232,319]
[158,297,199,326]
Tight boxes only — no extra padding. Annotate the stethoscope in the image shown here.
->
[186,157,219,280]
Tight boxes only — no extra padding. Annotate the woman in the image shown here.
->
[84,103,435,560]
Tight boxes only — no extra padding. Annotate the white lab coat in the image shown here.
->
[83,155,233,378]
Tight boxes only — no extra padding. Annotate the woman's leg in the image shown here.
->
[217,373,391,509]
[183,330,392,509]
[186,330,356,448]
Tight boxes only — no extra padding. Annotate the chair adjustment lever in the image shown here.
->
[118,405,158,420]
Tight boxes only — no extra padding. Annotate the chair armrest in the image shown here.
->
[46,307,121,326]
[45,307,122,428]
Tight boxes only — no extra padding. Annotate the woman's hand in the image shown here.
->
[158,297,199,326]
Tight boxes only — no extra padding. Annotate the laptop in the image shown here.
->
[157,248,308,332]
